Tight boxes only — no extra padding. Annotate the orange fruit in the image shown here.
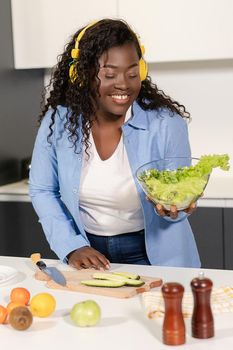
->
[30,293,56,317]
[0,305,8,324]
[10,287,30,305]
[7,301,25,314]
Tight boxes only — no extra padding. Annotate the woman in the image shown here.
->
[29,19,200,269]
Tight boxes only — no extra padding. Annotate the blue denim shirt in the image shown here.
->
[29,102,200,267]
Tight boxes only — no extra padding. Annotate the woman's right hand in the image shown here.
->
[67,246,110,270]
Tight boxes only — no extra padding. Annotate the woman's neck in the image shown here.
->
[92,112,126,130]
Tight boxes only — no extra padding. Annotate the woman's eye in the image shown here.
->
[105,75,115,79]
[128,72,138,78]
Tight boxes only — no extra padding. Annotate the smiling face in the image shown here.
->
[95,43,142,121]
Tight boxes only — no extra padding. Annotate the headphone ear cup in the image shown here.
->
[139,58,148,81]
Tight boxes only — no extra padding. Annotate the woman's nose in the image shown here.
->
[114,74,128,90]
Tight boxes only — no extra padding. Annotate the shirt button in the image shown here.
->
[78,157,81,161]
[73,188,78,194]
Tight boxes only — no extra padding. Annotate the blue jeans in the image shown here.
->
[86,230,151,265]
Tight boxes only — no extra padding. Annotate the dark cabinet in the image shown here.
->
[223,208,233,270]
[188,208,224,269]
[189,207,233,270]
[0,202,232,269]
[0,202,57,259]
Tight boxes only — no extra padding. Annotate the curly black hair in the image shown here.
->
[40,19,190,155]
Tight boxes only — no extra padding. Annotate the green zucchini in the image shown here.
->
[81,279,125,288]
[113,271,140,280]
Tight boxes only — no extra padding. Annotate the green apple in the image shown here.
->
[70,300,101,327]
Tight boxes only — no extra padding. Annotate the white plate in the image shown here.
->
[0,265,18,284]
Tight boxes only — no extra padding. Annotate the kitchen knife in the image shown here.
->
[31,253,66,286]
[36,260,67,286]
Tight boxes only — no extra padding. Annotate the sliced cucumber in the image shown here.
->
[92,272,127,281]
[81,279,125,288]
[113,271,140,280]
[124,279,145,287]
[92,272,145,287]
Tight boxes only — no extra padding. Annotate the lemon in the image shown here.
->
[30,293,56,317]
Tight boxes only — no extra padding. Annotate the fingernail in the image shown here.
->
[106,264,110,269]
[157,204,162,210]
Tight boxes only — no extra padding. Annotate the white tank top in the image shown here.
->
[79,113,144,236]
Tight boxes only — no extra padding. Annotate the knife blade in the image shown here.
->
[36,260,67,286]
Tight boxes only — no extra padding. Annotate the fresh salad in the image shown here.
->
[138,154,230,209]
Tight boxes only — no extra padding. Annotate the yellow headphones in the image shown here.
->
[137,43,148,81]
[69,21,148,83]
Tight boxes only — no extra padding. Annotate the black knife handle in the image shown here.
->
[36,260,47,270]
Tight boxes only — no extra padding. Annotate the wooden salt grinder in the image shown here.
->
[162,282,186,345]
[191,272,214,339]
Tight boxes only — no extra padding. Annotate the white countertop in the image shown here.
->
[0,177,233,207]
[1,256,233,349]
[0,180,30,202]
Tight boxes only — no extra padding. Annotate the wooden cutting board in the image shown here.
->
[35,269,162,298]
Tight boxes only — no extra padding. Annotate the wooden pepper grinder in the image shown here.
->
[191,272,214,339]
[162,282,186,345]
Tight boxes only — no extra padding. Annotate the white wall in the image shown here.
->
[148,60,233,178]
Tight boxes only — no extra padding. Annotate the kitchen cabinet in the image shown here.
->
[188,208,224,269]
[0,199,233,270]
[118,0,233,63]
[224,208,233,270]
[0,202,57,259]
[11,0,233,68]
[11,0,117,68]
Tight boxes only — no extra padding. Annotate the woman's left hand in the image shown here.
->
[146,196,197,219]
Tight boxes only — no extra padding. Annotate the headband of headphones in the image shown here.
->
[69,21,148,83]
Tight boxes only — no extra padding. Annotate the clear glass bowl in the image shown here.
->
[136,157,210,210]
